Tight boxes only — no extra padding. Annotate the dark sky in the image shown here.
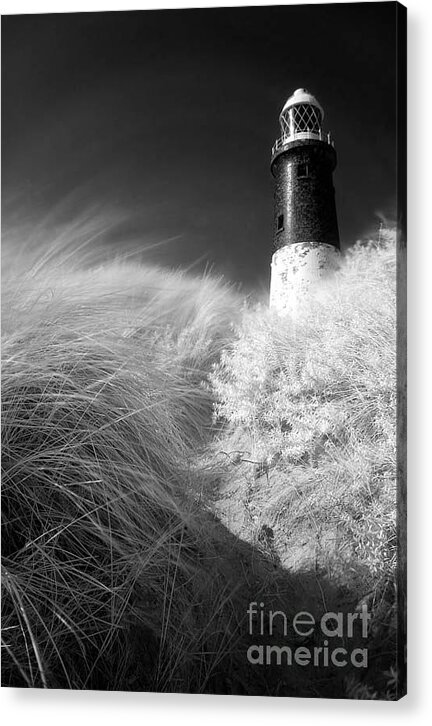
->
[2,3,399,291]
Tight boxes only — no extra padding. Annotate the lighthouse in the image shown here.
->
[269,88,340,315]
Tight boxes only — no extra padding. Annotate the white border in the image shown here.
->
[1,0,431,723]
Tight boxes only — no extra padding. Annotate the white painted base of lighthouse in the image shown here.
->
[270,243,340,316]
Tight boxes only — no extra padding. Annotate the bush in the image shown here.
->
[210,237,397,583]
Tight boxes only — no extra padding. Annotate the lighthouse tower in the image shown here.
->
[269,88,340,315]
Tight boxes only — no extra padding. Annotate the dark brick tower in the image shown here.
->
[269,88,340,314]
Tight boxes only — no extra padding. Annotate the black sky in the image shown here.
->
[2,3,399,290]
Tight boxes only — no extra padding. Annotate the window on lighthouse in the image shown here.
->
[297,163,309,178]
[277,214,284,231]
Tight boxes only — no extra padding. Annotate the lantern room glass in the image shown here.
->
[280,104,323,140]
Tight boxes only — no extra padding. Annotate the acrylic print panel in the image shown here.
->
[1,2,406,698]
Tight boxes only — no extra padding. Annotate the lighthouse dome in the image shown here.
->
[280,88,324,119]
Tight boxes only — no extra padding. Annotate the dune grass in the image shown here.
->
[1,223,402,697]
[1,225,255,691]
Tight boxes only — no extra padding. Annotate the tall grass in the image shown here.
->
[1,221,402,697]
[1,226,254,691]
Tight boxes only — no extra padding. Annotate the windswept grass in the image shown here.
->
[1,222,402,697]
[1,227,254,691]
